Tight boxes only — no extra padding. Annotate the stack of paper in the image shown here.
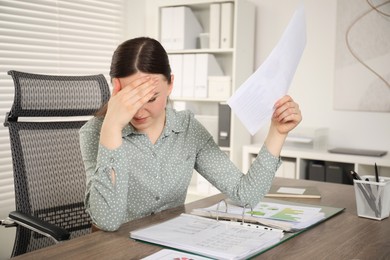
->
[131,213,283,260]
[191,201,325,232]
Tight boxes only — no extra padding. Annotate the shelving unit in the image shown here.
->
[243,143,390,181]
[153,0,256,201]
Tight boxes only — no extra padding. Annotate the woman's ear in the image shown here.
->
[168,74,174,95]
[112,78,121,96]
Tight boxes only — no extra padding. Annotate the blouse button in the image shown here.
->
[155,196,160,201]
[110,158,115,163]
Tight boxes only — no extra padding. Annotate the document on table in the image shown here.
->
[227,5,306,135]
[131,213,283,260]
[142,249,213,260]
[191,200,326,231]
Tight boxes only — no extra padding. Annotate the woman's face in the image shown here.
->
[119,72,173,132]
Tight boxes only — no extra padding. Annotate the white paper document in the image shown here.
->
[277,187,306,195]
[131,213,283,260]
[193,201,324,230]
[227,6,306,135]
[142,249,213,260]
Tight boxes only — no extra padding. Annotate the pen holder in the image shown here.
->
[353,176,390,220]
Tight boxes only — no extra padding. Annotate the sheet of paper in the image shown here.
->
[277,187,306,195]
[142,249,213,260]
[200,201,321,223]
[227,5,306,135]
[131,214,283,260]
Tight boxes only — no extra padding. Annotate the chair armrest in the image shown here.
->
[9,211,70,242]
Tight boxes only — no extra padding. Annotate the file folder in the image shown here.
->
[209,3,221,49]
[194,54,224,98]
[218,103,231,147]
[160,6,203,50]
[160,7,174,50]
[182,54,196,97]
[168,54,183,98]
[220,3,234,49]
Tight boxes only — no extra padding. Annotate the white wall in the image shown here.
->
[140,0,390,152]
[249,0,390,151]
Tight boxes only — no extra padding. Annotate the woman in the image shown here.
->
[80,37,302,231]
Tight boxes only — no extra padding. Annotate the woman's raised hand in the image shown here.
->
[100,75,158,149]
[105,76,158,131]
[271,95,302,135]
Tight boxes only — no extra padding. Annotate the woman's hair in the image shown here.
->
[95,37,172,117]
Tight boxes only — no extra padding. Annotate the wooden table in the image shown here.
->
[13,178,390,259]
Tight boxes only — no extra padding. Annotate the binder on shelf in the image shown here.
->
[161,6,203,50]
[220,2,234,49]
[218,103,231,147]
[168,54,183,98]
[194,54,224,98]
[160,7,174,50]
[181,54,196,97]
[209,3,221,49]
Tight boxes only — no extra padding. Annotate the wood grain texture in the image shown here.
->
[12,178,390,259]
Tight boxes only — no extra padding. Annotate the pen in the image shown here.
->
[350,170,362,180]
[375,163,379,182]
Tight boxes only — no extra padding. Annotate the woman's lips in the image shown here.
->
[133,117,147,123]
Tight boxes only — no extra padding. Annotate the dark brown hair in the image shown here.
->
[95,37,172,117]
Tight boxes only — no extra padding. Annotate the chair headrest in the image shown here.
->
[7,70,111,119]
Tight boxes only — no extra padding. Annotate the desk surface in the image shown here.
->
[13,178,390,259]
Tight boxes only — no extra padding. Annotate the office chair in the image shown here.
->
[0,70,110,257]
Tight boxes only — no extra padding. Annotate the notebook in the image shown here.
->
[328,147,387,157]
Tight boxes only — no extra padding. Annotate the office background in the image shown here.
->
[1,0,389,258]
[139,0,390,151]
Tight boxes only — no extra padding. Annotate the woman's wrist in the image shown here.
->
[100,120,123,150]
[264,125,287,157]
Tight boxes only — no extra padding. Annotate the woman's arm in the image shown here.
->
[80,120,130,231]
[195,95,301,207]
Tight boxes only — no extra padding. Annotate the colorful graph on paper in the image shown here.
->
[246,203,321,223]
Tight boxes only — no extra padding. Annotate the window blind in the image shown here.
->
[0,0,124,220]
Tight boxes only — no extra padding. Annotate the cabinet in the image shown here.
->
[243,144,390,182]
[153,0,256,201]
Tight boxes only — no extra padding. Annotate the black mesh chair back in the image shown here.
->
[5,70,110,256]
